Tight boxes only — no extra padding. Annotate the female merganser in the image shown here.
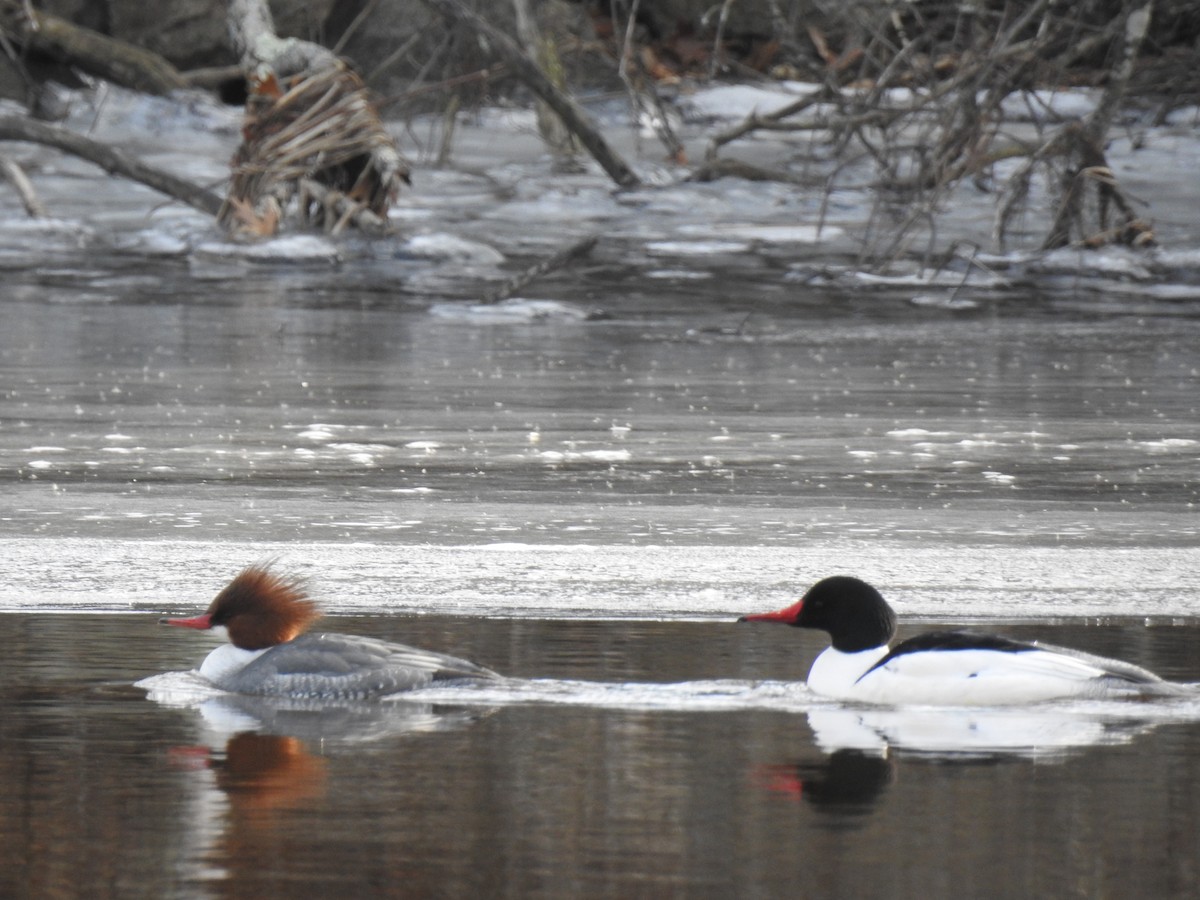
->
[739,576,1181,706]
[162,564,499,699]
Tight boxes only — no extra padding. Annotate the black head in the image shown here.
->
[738,576,898,652]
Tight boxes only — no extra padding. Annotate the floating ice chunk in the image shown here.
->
[909,293,980,310]
[1139,439,1198,453]
[646,240,751,256]
[1034,247,1152,280]
[647,269,713,280]
[538,448,631,463]
[887,428,952,439]
[401,233,505,265]
[328,442,393,454]
[297,427,337,441]
[428,298,593,322]
[136,232,190,255]
[192,235,340,265]
[983,470,1016,484]
[678,223,841,244]
[581,449,631,462]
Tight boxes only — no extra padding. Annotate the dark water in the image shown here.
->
[2,613,1199,900]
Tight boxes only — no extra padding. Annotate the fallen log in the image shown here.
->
[0,7,187,95]
[0,116,224,216]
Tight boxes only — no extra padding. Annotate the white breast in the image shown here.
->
[806,645,890,701]
[198,644,269,686]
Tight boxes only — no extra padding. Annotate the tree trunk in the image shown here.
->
[1,7,187,95]
[417,0,641,188]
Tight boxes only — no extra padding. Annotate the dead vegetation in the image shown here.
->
[610,0,1161,258]
[219,63,410,237]
[0,0,1192,269]
[389,0,1174,262]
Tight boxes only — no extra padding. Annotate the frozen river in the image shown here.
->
[2,257,1198,619]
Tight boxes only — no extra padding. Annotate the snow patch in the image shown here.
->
[401,232,505,265]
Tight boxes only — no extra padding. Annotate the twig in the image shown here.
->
[481,234,599,304]
[0,154,46,216]
[417,0,641,188]
[615,0,685,162]
[297,177,390,235]
[331,0,382,56]
[707,0,736,80]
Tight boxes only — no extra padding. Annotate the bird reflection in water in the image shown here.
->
[214,732,329,816]
[754,750,894,824]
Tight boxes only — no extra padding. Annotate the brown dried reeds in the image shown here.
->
[219,62,411,237]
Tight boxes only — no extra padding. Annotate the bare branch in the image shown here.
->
[0,154,46,216]
[417,0,641,188]
[0,116,223,216]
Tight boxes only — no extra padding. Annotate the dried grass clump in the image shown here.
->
[219,62,411,237]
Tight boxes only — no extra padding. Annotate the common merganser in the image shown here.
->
[739,576,1181,706]
[162,564,499,699]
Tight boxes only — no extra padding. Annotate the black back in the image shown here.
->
[861,630,1037,677]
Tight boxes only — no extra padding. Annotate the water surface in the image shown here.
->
[3,613,1199,899]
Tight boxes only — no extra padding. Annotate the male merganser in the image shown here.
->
[162,564,499,699]
[739,576,1181,706]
